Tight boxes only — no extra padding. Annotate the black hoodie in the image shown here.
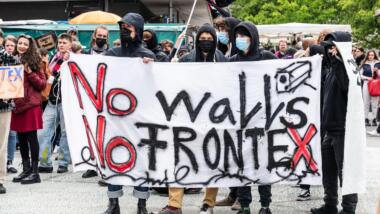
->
[223,17,241,57]
[105,13,155,60]
[143,29,169,62]
[179,23,226,62]
[229,22,277,62]
[321,31,351,134]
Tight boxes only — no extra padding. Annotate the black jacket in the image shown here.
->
[179,23,226,63]
[229,22,277,62]
[143,29,169,62]
[355,54,365,67]
[106,13,156,60]
[321,32,351,134]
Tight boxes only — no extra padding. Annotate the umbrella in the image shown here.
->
[69,10,122,24]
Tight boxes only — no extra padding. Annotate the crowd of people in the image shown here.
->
[0,10,378,214]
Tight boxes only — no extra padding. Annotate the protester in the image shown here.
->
[354,48,365,67]
[67,26,78,38]
[311,31,358,214]
[86,25,109,55]
[214,16,241,57]
[157,23,226,214]
[71,41,83,54]
[160,39,174,57]
[38,33,72,174]
[317,29,333,45]
[101,12,156,214]
[143,29,169,62]
[274,40,287,59]
[112,39,121,48]
[360,50,380,127]
[223,21,277,214]
[11,34,47,184]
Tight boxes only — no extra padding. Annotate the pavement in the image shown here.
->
[0,128,379,214]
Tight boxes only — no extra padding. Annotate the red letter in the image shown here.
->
[106,88,137,116]
[106,137,136,173]
[82,115,106,168]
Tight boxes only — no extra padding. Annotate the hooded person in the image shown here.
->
[101,13,156,214]
[86,25,110,55]
[143,29,169,62]
[157,23,226,214]
[215,21,276,214]
[311,32,358,214]
[179,23,226,63]
[215,17,241,57]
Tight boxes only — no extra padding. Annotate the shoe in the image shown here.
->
[102,198,120,214]
[373,119,378,126]
[231,200,241,211]
[296,189,311,201]
[311,205,338,214]
[98,179,108,187]
[38,166,53,173]
[7,160,17,174]
[215,196,235,206]
[21,161,41,184]
[158,206,182,214]
[82,169,97,178]
[57,166,68,173]
[365,119,370,126]
[237,207,250,214]
[367,129,380,137]
[137,199,148,214]
[184,188,202,194]
[0,184,6,194]
[199,204,213,214]
[258,207,272,214]
[13,159,31,182]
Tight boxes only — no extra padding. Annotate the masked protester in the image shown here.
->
[217,21,276,214]
[157,23,226,214]
[101,13,156,214]
[143,29,169,62]
[215,17,241,57]
[311,32,358,214]
[85,25,109,55]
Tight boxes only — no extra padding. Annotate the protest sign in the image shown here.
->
[0,65,24,99]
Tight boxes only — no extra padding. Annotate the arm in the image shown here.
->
[26,67,47,92]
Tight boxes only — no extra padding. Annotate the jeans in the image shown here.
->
[107,184,150,199]
[38,102,71,167]
[7,130,17,162]
[237,185,272,208]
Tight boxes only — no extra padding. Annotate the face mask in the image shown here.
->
[95,38,107,48]
[120,27,133,44]
[144,39,155,50]
[164,50,171,55]
[198,40,214,53]
[236,37,250,52]
[217,32,229,45]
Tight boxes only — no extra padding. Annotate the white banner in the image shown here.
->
[61,54,322,187]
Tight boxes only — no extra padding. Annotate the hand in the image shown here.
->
[143,57,154,64]
[171,57,179,62]
[328,46,338,56]
[25,65,32,74]
[63,51,70,61]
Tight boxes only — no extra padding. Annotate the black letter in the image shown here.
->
[245,128,264,169]
[264,75,285,130]
[267,129,290,171]
[209,98,236,125]
[223,130,244,171]
[203,128,221,169]
[280,97,309,128]
[240,72,262,128]
[173,127,199,172]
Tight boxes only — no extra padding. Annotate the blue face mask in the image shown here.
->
[217,32,229,45]
[236,37,250,52]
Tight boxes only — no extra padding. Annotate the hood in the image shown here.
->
[322,31,352,63]
[309,45,324,56]
[143,29,158,51]
[195,23,218,62]
[234,21,260,57]
[224,17,241,55]
[118,13,145,44]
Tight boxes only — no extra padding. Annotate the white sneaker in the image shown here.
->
[199,204,213,214]
[367,130,380,137]
[296,189,311,201]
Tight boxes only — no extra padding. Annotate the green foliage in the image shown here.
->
[231,0,380,48]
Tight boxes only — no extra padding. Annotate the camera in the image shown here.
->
[275,61,312,93]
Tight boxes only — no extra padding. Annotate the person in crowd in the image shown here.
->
[294,38,316,58]
[157,23,226,214]
[214,16,241,57]
[143,29,169,62]
[283,47,297,59]
[101,12,156,214]
[71,41,83,54]
[86,25,109,55]
[317,29,333,45]
[0,30,4,49]
[38,33,72,174]
[359,50,380,127]
[11,34,47,184]
[112,39,121,48]
[160,39,174,58]
[67,26,78,39]
[217,21,277,214]
[351,46,357,58]
[354,47,365,67]
[311,31,358,214]
[177,45,190,58]
[274,40,287,59]
[2,36,19,174]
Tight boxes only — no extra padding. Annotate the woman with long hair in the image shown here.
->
[11,35,46,184]
[360,50,380,126]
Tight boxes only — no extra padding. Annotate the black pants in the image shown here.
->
[322,134,358,213]
[229,185,271,208]
[18,131,39,162]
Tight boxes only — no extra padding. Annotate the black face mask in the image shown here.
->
[95,38,107,48]
[164,51,171,56]
[143,39,155,50]
[198,40,214,53]
[120,27,133,44]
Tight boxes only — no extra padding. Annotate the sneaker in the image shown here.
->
[158,206,182,214]
[365,119,370,126]
[57,166,68,173]
[0,184,6,194]
[237,207,250,214]
[215,196,235,206]
[82,169,97,178]
[258,207,272,214]
[199,204,213,214]
[7,161,17,174]
[296,189,311,201]
[367,129,380,137]
[231,200,241,211]
[38,166,53,173]
[311,205,338,214]
[373,119,378,126]
[98,179,108,187]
